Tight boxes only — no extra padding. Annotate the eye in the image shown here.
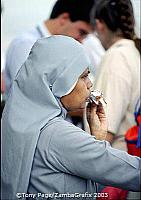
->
[81,74,89,79]
[79,30,88,36]
[80,70,90,79]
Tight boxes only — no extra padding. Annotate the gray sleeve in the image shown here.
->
[47,120,140,191]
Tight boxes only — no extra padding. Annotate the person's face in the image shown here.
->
[60,69,93,111]
[57,13,93,42]
[61,20,93,42]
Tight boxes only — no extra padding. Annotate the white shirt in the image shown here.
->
[4,22,51,99]
[94,39,140,151]
[82,33,105,75]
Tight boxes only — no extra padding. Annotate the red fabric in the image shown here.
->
[97,187,128,200]
[125,126,139,141]
[127,143,141,157]
[125,116,141,157]
[137,115,141,124]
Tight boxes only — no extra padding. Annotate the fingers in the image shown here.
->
[87,102,106,119]
[86,102,97,123]
[87,102,106,123]
[97,102,105,114]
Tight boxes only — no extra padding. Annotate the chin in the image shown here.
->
[68,102,86,111]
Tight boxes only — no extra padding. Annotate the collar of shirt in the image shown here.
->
[110,39,135,50]
[56,97,68,119]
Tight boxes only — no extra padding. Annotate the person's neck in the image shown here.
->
[44,19,59,35]
[105,30,124,49]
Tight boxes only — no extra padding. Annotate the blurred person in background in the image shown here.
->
[90,0,140,151]
[83,31,105,76]
[90,0,140,199]
[4,0,102,101]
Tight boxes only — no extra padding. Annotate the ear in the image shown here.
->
[57,13,70,25]
[95,19,105,33]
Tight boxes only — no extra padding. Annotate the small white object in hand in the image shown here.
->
[89,90,107,105]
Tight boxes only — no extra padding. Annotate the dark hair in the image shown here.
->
[90,0,140,52]
[50,0,95,23]
[91,0,136,39]
[134,38,141,54]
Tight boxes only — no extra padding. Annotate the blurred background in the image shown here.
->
[1,0,57,55]
[0,0,140,78]
[1,0,140,55]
